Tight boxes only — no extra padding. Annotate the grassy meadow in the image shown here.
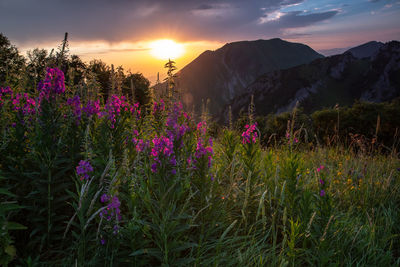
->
[1,67,400,266]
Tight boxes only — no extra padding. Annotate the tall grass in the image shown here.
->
[0,68,399,266]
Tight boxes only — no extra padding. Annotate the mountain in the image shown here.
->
[345,41,384,59]
[225,41,400,121]
[155,38,323,115]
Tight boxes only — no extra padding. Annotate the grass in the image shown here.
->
[0,68,400,266]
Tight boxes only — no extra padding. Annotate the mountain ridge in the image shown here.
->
[154,38,324,115]
[224,40,400,122]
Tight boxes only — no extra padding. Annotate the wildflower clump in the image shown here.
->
[99,194,122,245]
[194,134,213,168]
[99,194,122,222]
[37,67,65,99]
[132,130,149,153]
[152,99,165,116]
[165,102,190,142]
[242,123,258,144]
[150,135,175,173]
[104,95,140,128]
[76,160,94,181]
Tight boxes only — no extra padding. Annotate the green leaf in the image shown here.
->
[6,221,27,230]
[0,188,15,197]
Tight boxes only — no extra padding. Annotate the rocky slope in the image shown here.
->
[225,41,400,122]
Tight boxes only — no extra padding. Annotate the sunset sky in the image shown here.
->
[1,0,399,83]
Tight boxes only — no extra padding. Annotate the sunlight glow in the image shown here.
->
[150,39,185,60]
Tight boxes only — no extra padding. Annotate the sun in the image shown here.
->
[150,39,185,60]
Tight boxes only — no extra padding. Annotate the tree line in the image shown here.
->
[0,32,151,106]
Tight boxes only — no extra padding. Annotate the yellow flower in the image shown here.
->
[347,178,352,185]
[337,171,342,176]
[351,186,355,190]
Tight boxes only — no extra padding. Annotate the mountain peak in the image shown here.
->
[159,38,324,115]
[346,41,384,59]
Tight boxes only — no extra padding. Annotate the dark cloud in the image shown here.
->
[195,4,214,10]
[267,10,339,28]
[0,0,340,44]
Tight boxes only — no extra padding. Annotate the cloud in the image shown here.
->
[263,10,339,28]
[195,4,214,10]
[0,0,340,44]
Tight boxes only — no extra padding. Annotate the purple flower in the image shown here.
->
[136,139,149,152]
[113,225,119,235]
[320,190,326,197]
[241,123,258,144]
[152,99,165,115]
[104,95,139,128]
[165,102,188,141]
[194,137,214,168]
[150,135,175,172]
[100,238,106,245]
[151,163,158,173]
[76,160,93,180]
[99,195,121,221]
[197,121,207,135]
[67,95,82,121]
[37,68,65,99]
[100,193,110,203]
[319,179,325,185]
[83,100,101,117]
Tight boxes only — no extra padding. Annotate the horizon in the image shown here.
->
[2,0,400,83]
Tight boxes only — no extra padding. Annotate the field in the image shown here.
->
[1,68,400,266]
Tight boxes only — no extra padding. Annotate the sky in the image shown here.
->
[1,0,399,83]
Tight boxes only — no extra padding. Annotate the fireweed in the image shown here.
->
[99,194,122,222]
[104,95,140,128]
[152,99,165,116]
[165,102,190,142]
[76,160,93,181]
[67,96,101,122]
[1,88,37,118]
[242,123,258,144]
[188,121,214,170]
[99,194,122,244]
[1,65,399,266]
[150,135,176,173]
[132,129,150,153]
[37,67,65,99]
